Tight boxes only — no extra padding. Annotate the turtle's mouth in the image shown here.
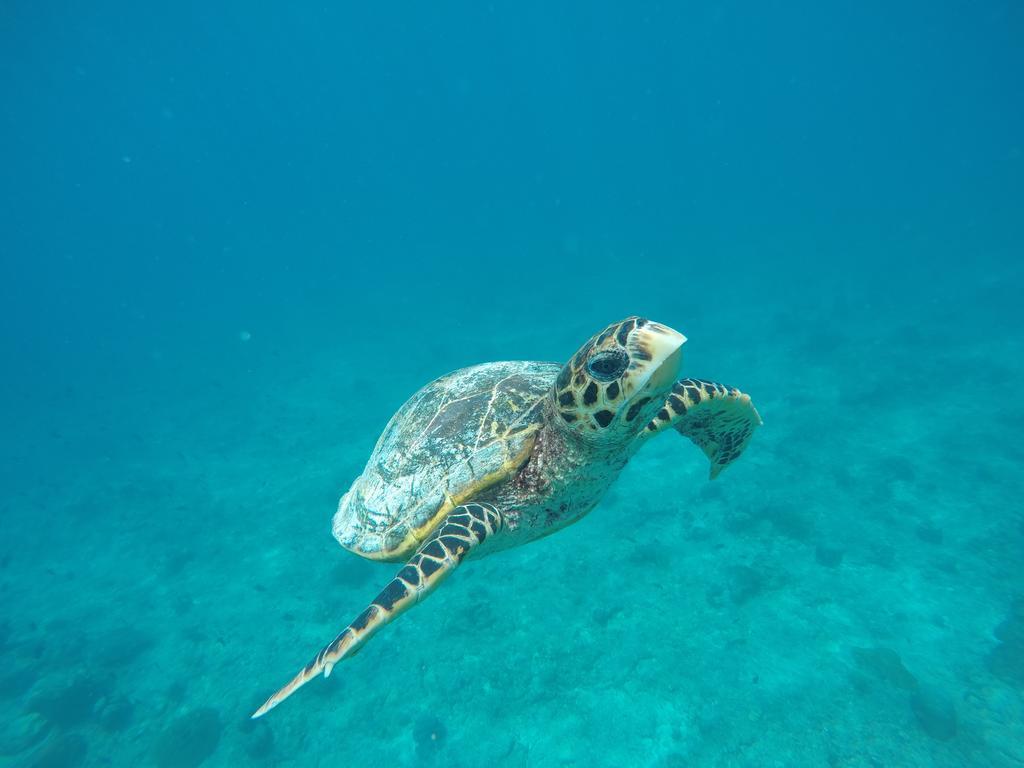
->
[632,322,686,394]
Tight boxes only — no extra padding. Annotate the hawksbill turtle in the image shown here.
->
[253,317,761,717]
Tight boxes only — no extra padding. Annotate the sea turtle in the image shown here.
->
[252,317,761,717]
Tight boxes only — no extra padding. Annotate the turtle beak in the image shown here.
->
[631,322,686,393]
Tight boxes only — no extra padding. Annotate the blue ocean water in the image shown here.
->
[2,2,1022,766]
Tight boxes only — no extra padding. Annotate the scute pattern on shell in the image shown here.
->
[333,361,562,559]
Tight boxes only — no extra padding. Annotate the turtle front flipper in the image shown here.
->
[635,378,762,478]
[251,502,503,718]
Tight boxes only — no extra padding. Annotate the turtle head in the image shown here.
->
[551,317,685,447]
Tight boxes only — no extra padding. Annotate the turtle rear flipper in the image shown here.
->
[251,503,503,718]
[637,378,761,478]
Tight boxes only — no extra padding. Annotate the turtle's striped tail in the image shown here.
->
[251,502,502,718]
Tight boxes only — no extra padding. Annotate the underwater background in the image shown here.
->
[1,2,1022,766]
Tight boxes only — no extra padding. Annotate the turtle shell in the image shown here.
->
[333,361,561,561]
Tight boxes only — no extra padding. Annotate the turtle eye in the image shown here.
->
[586,349,629,382]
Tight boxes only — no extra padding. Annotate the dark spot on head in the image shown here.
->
[625,397,652,421]
[583,382,598,406]
[558,391,576,407]
[561,412,577,423]
[571,341,594,368]
[556,366,571,390]
[616,320,634,346]
[594,410,614,428]
[606,381,620,400]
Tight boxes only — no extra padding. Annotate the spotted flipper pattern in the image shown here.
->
[251,502,503,718]
[637,378,761,478]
